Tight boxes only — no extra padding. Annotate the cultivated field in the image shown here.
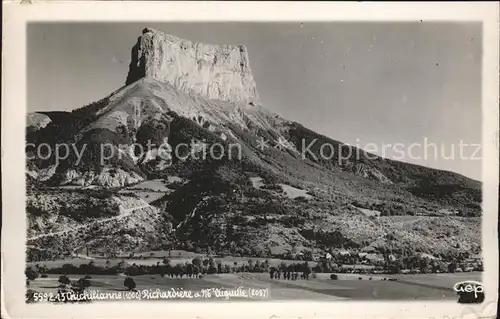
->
[119,179,176,203]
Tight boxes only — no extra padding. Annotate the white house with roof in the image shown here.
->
[333,248,351,256]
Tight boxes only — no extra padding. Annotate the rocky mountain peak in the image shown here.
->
[126,27,260,104]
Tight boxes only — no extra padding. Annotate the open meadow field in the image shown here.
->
[384,272,482,290]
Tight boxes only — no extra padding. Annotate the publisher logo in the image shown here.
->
[454,280,484,304]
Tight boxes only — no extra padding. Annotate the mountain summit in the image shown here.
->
[126,28,260,104]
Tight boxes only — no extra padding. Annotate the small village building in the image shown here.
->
[419,253,438,260]
[365,253,385,265]
[333,249,351,256]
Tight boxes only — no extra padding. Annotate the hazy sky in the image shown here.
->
[28,22,482,180]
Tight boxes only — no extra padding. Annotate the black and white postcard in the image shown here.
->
[2,2,499,319]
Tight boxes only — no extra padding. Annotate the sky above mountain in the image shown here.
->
[27,22,482,180]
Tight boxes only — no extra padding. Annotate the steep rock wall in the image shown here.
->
[126,28,260,104]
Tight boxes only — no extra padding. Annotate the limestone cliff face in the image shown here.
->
[126,28,260,104]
